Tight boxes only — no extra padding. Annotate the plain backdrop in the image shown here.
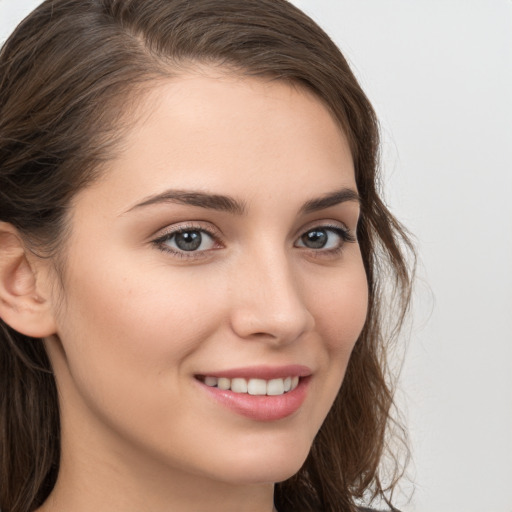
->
[1,1,511,511]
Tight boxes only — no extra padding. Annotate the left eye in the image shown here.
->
[295,227,347,250]
[158,229,216,252]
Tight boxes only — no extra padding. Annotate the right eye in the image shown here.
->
[153,226,220,258]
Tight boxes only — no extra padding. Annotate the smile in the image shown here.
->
[194,366,311,421]
[197,375,300,396]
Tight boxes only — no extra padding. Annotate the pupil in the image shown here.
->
[303,229,327,249]
[175,231,202,251]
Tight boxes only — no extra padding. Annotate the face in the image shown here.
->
[46,71,368,488]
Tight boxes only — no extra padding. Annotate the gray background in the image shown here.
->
[1,1,511,511]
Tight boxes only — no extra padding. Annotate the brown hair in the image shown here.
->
[0,1,414,511]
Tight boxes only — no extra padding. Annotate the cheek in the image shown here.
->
[54,252,228,397]
[51,258,231,443]
[309,260,368,355]
[296,256,368,442]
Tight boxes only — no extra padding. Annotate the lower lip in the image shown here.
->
[197,377,310,421]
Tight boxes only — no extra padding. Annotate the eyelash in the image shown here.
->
[152,222,222,260]
[152,222,356,260]
[296,224,356,258]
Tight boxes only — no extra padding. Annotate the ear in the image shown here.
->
[0,222,57,338]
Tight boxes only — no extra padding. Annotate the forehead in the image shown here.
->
[79,71,356,214]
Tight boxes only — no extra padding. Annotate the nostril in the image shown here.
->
[228,276,314,343]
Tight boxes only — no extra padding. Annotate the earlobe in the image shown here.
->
[0,222,57,338]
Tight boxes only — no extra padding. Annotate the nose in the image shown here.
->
[228,248,315,345]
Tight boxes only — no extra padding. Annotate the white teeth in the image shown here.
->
[201,375,300,396]
[247,378,267,395]
[217,377,231,390]
[267,378,285,396]
[231,378,248,393]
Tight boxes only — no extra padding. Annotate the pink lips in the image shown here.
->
[195,365,311,421]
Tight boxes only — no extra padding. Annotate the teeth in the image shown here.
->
[204,376,218,387]
[200,376,300,396]
[247,378,267,395]
[267,378,285,396]
[218,377,230,390]
[231,378,248,393]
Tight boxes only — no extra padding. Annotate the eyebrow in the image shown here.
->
[299,188,360,214]
[125,189,247,215]
[124,187,360,215]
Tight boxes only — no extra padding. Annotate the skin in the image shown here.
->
[31,71,368,512]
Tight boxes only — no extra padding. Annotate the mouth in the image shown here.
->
[194,365,311,421]
[195,375,300,396]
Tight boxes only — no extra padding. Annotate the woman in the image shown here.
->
[0,1,413,511]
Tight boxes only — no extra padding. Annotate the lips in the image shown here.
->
[195,365,311,421]
[197,375,300,396]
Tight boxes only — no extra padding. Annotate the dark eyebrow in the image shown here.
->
[124,187,359,216]
[299,188,360,214]
[125,189,247,215]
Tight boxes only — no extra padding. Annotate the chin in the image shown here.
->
[208,437,312,485]
[217,461,306,486]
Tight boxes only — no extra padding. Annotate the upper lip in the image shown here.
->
[196,364,312,380]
